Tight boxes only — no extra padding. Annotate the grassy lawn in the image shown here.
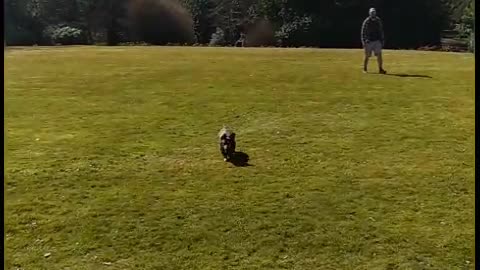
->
[4,46,475,270]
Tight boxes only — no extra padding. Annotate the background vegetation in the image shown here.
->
[4,0,475,49]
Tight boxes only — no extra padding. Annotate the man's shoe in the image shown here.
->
[363,69,368,73]
[379,69,387,74]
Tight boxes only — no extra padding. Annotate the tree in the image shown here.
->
[3,0,460,48]
[456,0,474,52]
[183,0,217,44]
[128,0,195,45]
[5,0,45,45]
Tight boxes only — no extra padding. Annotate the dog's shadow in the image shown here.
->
[384,73,432,78]
[230,151,252,167]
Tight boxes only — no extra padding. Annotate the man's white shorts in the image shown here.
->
[364,40,382,57]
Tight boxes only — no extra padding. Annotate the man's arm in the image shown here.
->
[361,18,369,46]
[378,18,385,45]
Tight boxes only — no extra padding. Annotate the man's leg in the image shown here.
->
[377,52,383,70]
[377,53,386,74]
[364,55,369,72]
[363,45,371,72]
[375,42,386,73]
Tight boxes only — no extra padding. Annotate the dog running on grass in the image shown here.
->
[218,126,236,162]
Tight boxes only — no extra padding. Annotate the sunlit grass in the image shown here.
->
[5,46,475,269]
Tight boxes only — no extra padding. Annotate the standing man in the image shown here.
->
[361,8,387,74]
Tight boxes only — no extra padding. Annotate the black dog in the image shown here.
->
[218,126,236,162]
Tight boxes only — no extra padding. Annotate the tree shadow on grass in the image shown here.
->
[230,151,252,167]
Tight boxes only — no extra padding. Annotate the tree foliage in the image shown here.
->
[4,0,465,49]
[128,0,195,45]
[457,0,474,52]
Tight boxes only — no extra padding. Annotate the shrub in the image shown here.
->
[245,19,276,47]
[128,0,195,45]
[44,25,86,45]
[209,27,226,46]
[275,16,312,47]
[5,24,36,45]
[469,32,474,53]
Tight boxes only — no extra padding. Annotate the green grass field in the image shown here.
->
[5,46,475,270]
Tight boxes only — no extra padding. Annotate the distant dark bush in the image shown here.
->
[128,0,195,45]
[118,41,151,46]
[5,24,36,46]
[469,33,474,53]
[246,19,276,47]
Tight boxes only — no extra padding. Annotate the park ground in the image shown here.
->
[4,46,475,269]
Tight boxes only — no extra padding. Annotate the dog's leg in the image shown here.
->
[220,145,228,161]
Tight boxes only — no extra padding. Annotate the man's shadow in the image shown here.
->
[384,73,432,78]
[229,151,252,167]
